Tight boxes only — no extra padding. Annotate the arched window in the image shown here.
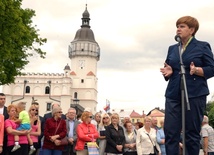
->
[45,86,50,94]
[74,92,78,99]
[25,86,30,93]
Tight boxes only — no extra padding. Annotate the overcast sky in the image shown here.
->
[18,0,214,114]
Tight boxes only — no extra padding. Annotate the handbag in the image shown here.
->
[146,133,159,155]
[54,120,68,146]
[87,142,99,155]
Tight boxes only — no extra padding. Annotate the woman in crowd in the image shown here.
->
[28,104,41,155]
[0,114,4,154]
[98,113,111,155]
[156,119,166,155]
[43,107,67,155]
[75,111,99,155]
[123,121,137,155]
[105,113,125,155]
[5,104,29,155]
[136,116,161,155]
[134,122,143,130]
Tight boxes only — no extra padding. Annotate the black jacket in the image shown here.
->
[105,123,125,154]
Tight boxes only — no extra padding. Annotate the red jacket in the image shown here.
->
[75,122,99,150]
[43,117,67,150]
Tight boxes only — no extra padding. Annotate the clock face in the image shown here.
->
[79,60,85,67]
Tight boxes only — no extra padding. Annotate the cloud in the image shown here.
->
[19,0,214,114]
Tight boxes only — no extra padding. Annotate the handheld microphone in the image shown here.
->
[174,34,181,43]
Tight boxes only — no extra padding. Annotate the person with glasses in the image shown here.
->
[98,113,111,155]
[11,102,36,154]
[43,107,67,155]
[75,111,99,155]
[28,104,41,155]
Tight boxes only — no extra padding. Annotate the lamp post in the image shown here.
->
[73,98,80,115]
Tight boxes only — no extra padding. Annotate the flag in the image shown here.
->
[104,99,110,112]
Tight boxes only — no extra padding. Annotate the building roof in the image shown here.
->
[130,110,142,118]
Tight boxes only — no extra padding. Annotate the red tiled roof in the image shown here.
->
[87,71,95,76]
[149,112,165,117]
[70,71,76,75]
[130,110,142,118]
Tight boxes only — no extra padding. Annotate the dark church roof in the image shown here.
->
[73,4,97,43]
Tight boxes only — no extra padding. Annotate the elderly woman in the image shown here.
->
[105,113,125,155]
[123,121,137,155]
[5,104,29,155]
[136,116,161,155]
[42,107,67,155]
[98,113,111,155]
[75,111,99,155]
[28,104,41,155]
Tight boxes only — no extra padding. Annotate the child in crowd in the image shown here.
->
[11,102,36,155]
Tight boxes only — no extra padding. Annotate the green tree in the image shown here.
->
[206,101,214,127]
[0,0,46,85]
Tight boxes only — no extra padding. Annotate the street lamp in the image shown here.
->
[73,98,80,114]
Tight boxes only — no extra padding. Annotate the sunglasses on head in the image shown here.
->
[31,109,38,112]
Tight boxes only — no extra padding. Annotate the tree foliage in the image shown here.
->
[206,101,214,127]
[0,0,46,85]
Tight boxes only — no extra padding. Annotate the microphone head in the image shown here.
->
[174,34,181,42]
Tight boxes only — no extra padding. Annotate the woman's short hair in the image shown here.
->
[144,116,152,123]
[124,120,132,128]
[7,104,17,113]
[176,16,199,36]
[52,107,62,117]
[81,111,91,122]
[111,113,119,120]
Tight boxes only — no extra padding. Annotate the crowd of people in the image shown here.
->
[0,92,214,155]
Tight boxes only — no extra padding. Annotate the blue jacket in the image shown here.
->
[164,37,214,100]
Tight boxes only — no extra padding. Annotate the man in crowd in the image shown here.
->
[0,93,9,155]
[151,116,159,131]
[63,108,80,155]
[201,115,214,155]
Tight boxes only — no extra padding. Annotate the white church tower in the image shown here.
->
[68,4,100,113]
[2,5,100,115]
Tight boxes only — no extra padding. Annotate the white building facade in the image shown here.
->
[2,5,100,115]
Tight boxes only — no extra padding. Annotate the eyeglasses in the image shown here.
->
[103,117,109,119]
[57,111,62,114]
[31,109,38,112]
[89,116,93,118]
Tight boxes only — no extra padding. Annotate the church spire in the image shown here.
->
[81,4,90,28]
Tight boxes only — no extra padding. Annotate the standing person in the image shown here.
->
[42,107,67,155]
[105,113,125,155]
[134,122,143,130]
[63,108,80,155]
[97,113,111,155]
[28,104,41,155]
[31,102,43,155]
[75,111,99,155]
[151,117,159,131]
[0,114,4,154]
[136,116,161,155]
[123,121,137,155]
[11,102,36,154]
[201,115,214,155]
[94,112,101,129]
[5,104,30,155]
[0,93,9,155]
[160,15,214,155]
[156,119,166,155]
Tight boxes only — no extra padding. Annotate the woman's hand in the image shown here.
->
[54,139,61,146]
[0,146,2,153]
[160,63,173,77]
[116,145,123,152]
